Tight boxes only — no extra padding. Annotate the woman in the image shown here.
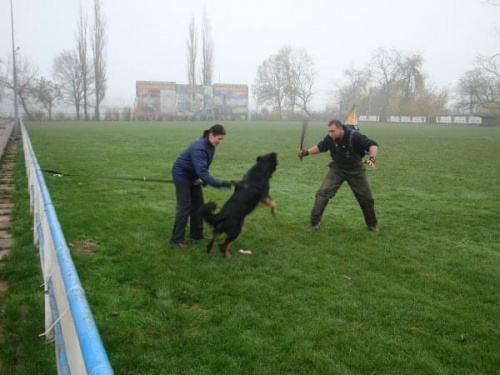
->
[170,124,231,248]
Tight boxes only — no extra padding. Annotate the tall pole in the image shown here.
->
[10,0,19,125]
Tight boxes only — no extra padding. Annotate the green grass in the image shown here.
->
[0,140,56,374]
[1,121,500,374]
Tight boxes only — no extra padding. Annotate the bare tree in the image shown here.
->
[478,55,500,115]
[253,53,287,116]
[201,5,214,86]
[470,0,500,116]
[293,48,316,116]
[187,15,198,85]
[332,48,446,118]
[53,50,83,119]
[276,46,298,113]
[409,84,449,117]
[456,68,490,114]
[458,55,500,115]
[76,2,91,120]
[477,53,500,80]
[32,77,62,120]
[370,48,403,118]
[91,0,107,120]
[0,55,39,119]
[282,47,316,116]
[399,53,425,99]
[335,65,372,115]
[254,46,316,118]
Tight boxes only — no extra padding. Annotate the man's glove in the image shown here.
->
[364,156,376,168]
[220,180,232,188]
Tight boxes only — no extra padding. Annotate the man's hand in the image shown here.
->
[220,180,232,188]
[363,156,376,168]
[297,148,309,159]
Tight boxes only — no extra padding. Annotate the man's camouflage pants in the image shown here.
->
[310,165,377,227]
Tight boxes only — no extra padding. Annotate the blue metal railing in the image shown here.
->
[22,122,114,375]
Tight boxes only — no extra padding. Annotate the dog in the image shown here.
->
[200,152,279,259]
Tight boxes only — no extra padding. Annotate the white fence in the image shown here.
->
[388,115,427,123]
[21,121,114,375]
[436,115,482,124]
[358,115,380,122]
[358,115,484,124]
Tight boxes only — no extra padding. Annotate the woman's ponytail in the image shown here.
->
[202,124,226,138]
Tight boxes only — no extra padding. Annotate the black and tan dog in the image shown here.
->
[200,152,279,259]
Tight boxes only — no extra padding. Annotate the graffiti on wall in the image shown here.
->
[135,81,248,120]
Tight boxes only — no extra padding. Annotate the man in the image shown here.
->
[297,120,379,232]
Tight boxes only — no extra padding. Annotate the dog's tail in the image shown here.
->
[199,201,218,227]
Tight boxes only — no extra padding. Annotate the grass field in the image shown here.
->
[1,120,500,374]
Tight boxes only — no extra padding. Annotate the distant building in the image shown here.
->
[135,81,248,120]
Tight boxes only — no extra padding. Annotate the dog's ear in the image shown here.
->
[256,156,262,162]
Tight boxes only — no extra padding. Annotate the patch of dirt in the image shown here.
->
[69,239,101,254]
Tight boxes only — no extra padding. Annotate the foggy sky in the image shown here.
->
[1,0,499,111]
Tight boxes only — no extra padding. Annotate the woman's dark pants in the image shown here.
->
[170,180,204,244]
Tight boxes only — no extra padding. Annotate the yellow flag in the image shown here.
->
[345,105,357,125]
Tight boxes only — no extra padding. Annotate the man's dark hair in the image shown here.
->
[203,124,226,138]
[328,119,344,128]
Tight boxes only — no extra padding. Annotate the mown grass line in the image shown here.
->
[1,121,499,374]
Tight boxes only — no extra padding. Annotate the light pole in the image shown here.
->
[10,0,19,125]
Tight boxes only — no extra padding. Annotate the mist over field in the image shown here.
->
[1,0,500,121]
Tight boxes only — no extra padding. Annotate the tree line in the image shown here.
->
[251,3,500,121]
[252,44,500,121]
[1,2,499,122]
[0,0,107,121]
[186,4,214,86]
